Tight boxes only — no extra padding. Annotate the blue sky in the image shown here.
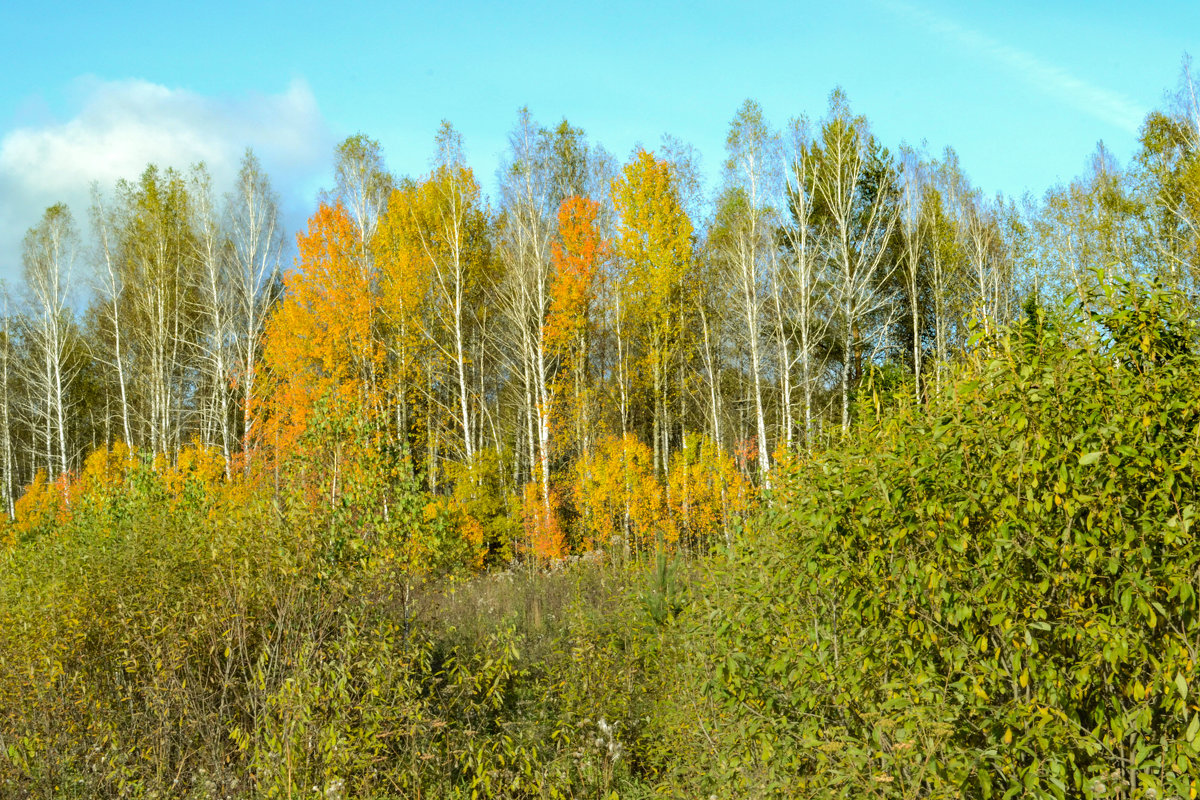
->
[0,0,1195,282]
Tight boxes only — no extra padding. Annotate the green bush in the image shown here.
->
[702,280,1200,798]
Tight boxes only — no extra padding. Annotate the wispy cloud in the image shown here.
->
[0,78,334,283]
[879,0,1145,134]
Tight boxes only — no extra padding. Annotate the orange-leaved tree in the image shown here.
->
[256,201,385,462]
[520,481,566,564]
[546,195,604,461]
[513,194,607,559]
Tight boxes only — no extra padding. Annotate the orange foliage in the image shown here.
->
[9,470,64,541]
[544,196,604,461]
[521,482,565,563]
[256,202,384,457]
[546,196,603,360]
[10,443,139,542]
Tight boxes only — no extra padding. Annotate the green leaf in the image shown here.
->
[1176,672,1189,701]
[1078,451,1103,466]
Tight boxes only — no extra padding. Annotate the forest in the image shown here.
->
[1,62,1200,798]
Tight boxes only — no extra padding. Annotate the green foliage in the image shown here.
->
[0,462,692,798]
[0,463,304,798]
[641,550,684,626]
[283,395,472,579]
[702,278,1200,797]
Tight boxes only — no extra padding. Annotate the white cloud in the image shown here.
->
[879,0,1145,135]
[0,78,334,283]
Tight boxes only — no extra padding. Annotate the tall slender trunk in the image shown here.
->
[427,361,438,494]
[94,195,133,446]
[615,292,629,437]
[52,346,68,478]
[198,187,233,474]
[905,235,923,404]
[575,326,588,456]
[740,234,770,481]
[522,333,537,486]
[770,250,793,451]
[699,305,722,447]
[652,343,662,476]
[454,268,473,463]
[0,307,12,517]
[535,322,552,515]
[841,288,854,433]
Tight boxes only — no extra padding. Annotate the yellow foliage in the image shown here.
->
[573,434,671,558]
[444,449,521,568]
[77,441,137,494]
[667,435,756,550]
[161,440,227,507]
[5,442,261,547]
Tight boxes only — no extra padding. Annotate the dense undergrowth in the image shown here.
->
[3,279,1200,799]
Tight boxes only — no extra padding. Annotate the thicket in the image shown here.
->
[3,280,1200,799]
[0,440,702,798]
[709,279,1200,797]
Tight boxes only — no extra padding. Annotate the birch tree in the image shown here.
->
[89,185,133,446]
[898,146,928,402]
[926,151,975,391]
[1,289,15,516]
[783,117,836,446]
[720,100,778,478]
[1135,60,1200,289]
[225,149,282,462]
[496,109,558,506]
[327,136,393,421]
[811,92,899,432]
[22,203,79,479]
[375,182,433,472]
[116,166,198,454]
[409,123,490,468]
[611,149,694,475]
[190,166,236,471]
[328,134,392,258]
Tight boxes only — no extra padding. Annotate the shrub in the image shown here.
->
[702,280,1200,798]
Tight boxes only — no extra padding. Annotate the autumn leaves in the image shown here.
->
[0,119,768,570]
[254,142,746,566]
